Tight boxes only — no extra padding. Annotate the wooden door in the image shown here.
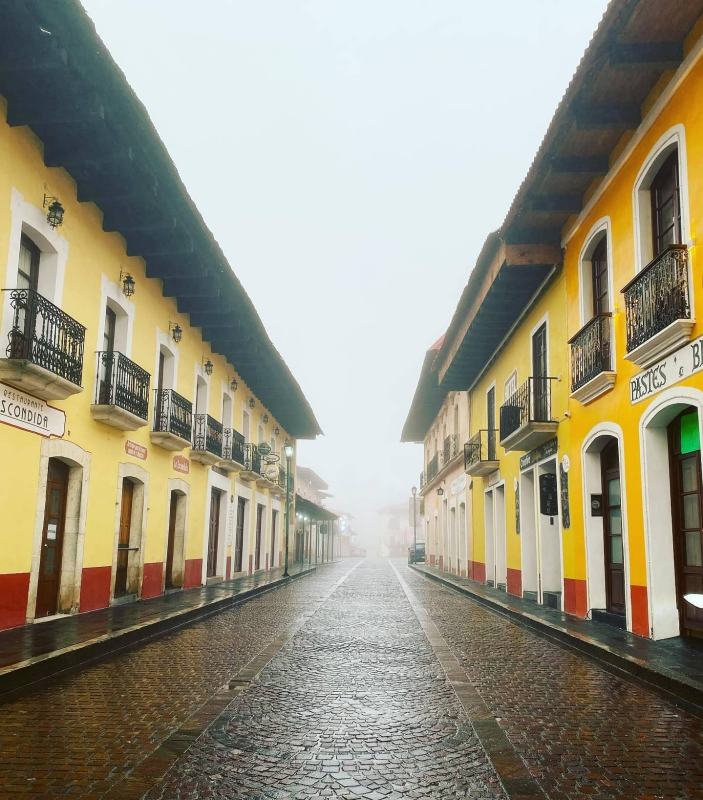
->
[255,504,264,570]
[651,150,681,257]
[14,235,40,359]
[165,491,178,589]
[35,460,69,618]
[532,323,548,421]
[668,410,703,636]
[591,237,609,317]
[99,306,117,404]
[270,510,278,568]
[207,489,221,578]
[114,479,134,597]
[601,441,625,615]
[234,497,245,572]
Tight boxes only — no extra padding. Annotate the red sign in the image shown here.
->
[173,455,190,474]
[125,440,147,460]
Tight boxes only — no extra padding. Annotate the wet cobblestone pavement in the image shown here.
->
[403,564,703,799]
[4,559,703,798]
[145,559,505,800]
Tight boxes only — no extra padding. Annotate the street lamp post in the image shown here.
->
[411,485,418,563]
[283,442,294,577]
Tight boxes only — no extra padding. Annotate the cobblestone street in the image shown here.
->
[4,560,703,798]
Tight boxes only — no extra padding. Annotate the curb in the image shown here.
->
[411,564,703,717]
[0,567,316,700]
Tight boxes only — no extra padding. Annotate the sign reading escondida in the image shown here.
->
[630,335,703,404]
[0,382,66,437]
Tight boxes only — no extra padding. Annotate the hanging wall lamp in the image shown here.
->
[274,426,280,436]
[203,357,214,376]
[119,268,135,297]
[169,321,182,343]
[248,397,256,409]
[263,413,269,424]
[43,195,64,229]
[230,377,238,392]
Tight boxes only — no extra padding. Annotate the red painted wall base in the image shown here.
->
[141,562,163,599]
[470,561,486,583]
[506,568,522,597]
[0,572,29,630]
[630,584,649,636]
[184,558,203,589]
[226,556,232,580]
[563,578,588,617]
[79,566,111,612]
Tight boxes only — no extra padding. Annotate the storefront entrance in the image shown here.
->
[234,497,246,573]
[668,409,703,637]
[35,459,69,618]
[114,479,134,597]
[207,488,221,578]
[601,440,626,618]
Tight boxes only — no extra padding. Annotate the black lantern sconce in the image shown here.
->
[120,268,135,297]
[230,377,238,392]
[169,321,182,343]
[203,357,214,377]
[43,195,64,229]
[437,487,445,497]
[263,413,269,424]
[274,426,280,436]
[248,397,256,409]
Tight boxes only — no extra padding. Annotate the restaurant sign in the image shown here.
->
[125,440,147,460]
[630,335,703,404]
[0,382,65,437]
[173,455,190,474]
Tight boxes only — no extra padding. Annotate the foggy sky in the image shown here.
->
[80,0,608,547]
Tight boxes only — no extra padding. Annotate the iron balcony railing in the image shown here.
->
[622,244,690,353]
[222,427,246,464]
[95,351,150,420]
[426,453,439,483]
[464,429,498,470]
[442,434,458,464]
[153,389,193,442]
[500,377,556,442]
[245,443,262,475]
[4,288,85,386]
[569,313,612,393]
[193,413,223,458]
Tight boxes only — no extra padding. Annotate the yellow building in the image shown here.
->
[0,4,320,630]
[404,0,703,641]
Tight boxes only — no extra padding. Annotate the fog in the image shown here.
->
[81,0,607,550]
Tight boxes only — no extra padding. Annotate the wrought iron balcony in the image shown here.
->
[426,453,439,483]
[622,245,693,367]
[443,434,459,465]
[191,413,223,465]
[464,429,499,477]
[0,288,85,400]
[91,351,150,430]
[220,427,246,469]
[239,443,264,482]
[500,377,558,452]
[151,389,193,451]
[569,314,615,403]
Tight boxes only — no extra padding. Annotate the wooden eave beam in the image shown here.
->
[529,194,583,214]
[548,155,610,174]
[571,103,641,130]
[5,96,106,127]
[608,41,683,69]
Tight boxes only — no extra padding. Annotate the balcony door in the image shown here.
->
[234,497,246,572]
[601,441,625,617]
[651,150,681,258]
[98,306,117,405]
[668,409,703,637]
[13,235,40,358]
[35,459,69,618]
[591,237,609,316]
[532,323,548,421]
[486,387,496,460]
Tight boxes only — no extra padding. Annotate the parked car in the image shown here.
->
[408,542,426,564]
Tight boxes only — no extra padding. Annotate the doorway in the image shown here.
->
[601,441,626,617]
[35,459,69,618]
[207,488,222,578]
[114,479,134,597]
[668,409,703,637]
[234,497,246,573]
[484,491,495,587]
[165,490,186,590]
[270,509,278,569]
[255,504,264,570]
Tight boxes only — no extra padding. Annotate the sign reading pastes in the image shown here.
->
[0,382,65,437]
[630,335,703,404]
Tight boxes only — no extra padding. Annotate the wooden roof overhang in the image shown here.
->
[295,494,338,522]
[501,0,703,246]
[436,238,561,392]
[0,0,321,439]
[401,341,446,443]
